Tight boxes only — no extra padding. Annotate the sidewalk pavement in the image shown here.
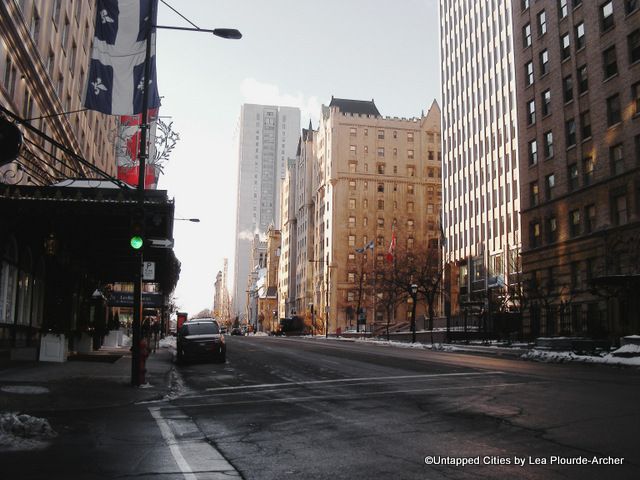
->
[0,345,176,414]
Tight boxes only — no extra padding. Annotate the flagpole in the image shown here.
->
[132,0,156,387]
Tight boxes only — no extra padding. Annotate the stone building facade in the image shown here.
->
[300,97,443,334]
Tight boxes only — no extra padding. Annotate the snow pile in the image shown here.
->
[334,336,461,352]
[0,412,57,451]
[611,343,640,357]
[159,335,176,349]
[1,385,49,395]
[523,349,640,367]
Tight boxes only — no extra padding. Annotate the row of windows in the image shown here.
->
[347,214,436,229]
[347,162,441,178]
[529,193,630,248]
[524,29,640,89]
[349,127,421,142]
[349,181,441,195]
[530,136,640,210]
[349,145,420,159]
[526,89,637,167]
[347,197,439,212]
[346,235,416,254]
[521,1,639,30]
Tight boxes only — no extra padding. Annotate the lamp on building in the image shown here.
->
[410,283,418,343]
[174,217,200,222]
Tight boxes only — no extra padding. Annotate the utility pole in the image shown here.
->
[130,3,241,386]
[131,0,155,386]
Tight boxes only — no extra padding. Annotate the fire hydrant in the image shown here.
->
[139,338,149,384]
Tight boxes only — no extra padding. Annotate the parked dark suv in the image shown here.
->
[176,318,226,363]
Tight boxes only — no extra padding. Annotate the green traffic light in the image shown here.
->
[130,235,143,250]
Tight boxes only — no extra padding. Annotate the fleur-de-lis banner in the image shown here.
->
[84,0,161,115]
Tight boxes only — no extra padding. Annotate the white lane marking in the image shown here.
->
[148,406,242,479]
[177,381,542,409]
[203,370,505,393]
[148,407,196,480]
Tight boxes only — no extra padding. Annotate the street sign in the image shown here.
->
[108,291,164,307]
[148,238,174,248]
[142,261,155,281]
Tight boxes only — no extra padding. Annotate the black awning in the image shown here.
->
[0,183,180,294]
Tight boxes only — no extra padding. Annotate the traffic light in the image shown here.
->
[130,210,145,250]
[130,233,143,250]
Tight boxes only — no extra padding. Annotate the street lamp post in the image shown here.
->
[325,265,330,338]
[410,284,418,343]
[355,249,366,333]
[129,3,241,386]
[309,303,315,336]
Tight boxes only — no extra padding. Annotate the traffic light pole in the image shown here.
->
[131,1,155,387]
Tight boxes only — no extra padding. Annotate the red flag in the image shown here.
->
[385,226,397,263]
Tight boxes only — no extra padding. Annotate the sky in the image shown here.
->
[154,0,442,316]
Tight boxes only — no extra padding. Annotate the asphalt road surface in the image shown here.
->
[3,336,640,480]
[166,336,640,480]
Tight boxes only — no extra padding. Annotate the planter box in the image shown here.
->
[39,334,68,362]
[103,330,120,347]
[75,333,93,354]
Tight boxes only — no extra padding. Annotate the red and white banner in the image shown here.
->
[116,108,159,188]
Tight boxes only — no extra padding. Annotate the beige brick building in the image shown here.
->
[299,98,443,334]
[1,0,117,183]
[514,0,640,340]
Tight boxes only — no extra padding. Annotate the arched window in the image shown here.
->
[16,248,33,326]
[0,237,19,324]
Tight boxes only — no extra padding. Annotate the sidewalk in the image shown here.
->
[323,336,640,367]
[0,344,176,414]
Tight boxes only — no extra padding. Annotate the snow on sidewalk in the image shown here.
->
[0,412,57,451]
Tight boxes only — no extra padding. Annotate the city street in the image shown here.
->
[2,337,639,479]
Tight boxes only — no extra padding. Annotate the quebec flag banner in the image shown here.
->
[84,0,161,116]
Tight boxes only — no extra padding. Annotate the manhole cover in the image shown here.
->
[1,385,50,395]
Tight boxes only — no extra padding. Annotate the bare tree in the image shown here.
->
[193,308,213,319]
[375,258,408,340]
[381,239,445,343]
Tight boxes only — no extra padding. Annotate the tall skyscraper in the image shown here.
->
[233,104,300,319]
[439,0,522,325]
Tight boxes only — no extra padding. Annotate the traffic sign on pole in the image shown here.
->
[148,238,174,248]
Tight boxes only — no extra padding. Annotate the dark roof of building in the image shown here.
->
[328,97,381,117]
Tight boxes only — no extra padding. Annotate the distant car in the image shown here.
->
[230,327,242,336]
[176,318,226,363]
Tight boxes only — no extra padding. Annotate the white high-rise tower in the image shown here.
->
[439,0,521,318]
[233,104,300,319]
